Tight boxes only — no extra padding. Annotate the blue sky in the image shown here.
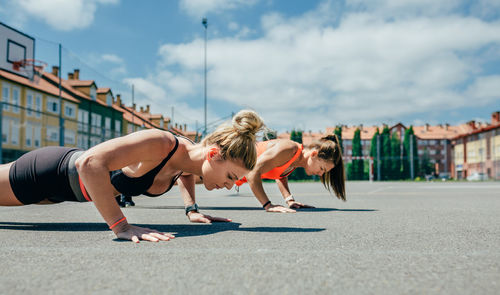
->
[1,0,499,133]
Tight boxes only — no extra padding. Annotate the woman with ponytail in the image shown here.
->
[235,134,345,212]
[0,110,264,243]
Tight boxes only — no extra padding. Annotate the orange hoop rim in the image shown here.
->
[12,59,48,71]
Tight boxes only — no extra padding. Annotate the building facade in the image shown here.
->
[452,112,500,180]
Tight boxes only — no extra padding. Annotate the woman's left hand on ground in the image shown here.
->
[287,201,315,209]
[188,211,232,223]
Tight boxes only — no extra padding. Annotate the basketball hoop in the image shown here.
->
[12,59,47,83]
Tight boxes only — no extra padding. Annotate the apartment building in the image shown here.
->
[0,68,81,162]
[452,112,500,180]
[43,68,124,150]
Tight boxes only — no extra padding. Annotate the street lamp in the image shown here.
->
[202,17,208,136]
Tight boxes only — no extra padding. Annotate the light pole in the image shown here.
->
[202,17,208,136]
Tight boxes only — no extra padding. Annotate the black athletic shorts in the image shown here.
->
[9,146,81,205]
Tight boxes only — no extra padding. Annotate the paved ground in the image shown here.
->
[1,181,499,295]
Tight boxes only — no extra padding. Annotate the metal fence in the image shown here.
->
[343,133,500,181]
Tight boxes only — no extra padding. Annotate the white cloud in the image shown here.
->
[121,76,218,130]
[134,0,500,132]
[465,75,500,104]
[180,0,259,18]
[101,54,124,64]
[123,77,168,102]
[10,0,118,31]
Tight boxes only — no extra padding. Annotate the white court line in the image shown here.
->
[367,186,393,195]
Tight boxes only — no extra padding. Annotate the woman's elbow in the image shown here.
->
[75,154,102,174]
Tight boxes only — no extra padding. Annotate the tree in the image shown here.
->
[265,129,277,140]
[381,126,391,180]
[351,128,364,180]
[390,132,402,180]
[369,128,380,180]
[420,147,433,176]
[402,126,419,179]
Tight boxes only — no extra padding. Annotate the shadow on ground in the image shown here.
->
[134,205,377,212]
[0,221,326,239]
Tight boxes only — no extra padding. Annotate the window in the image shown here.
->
[46,126,59,142]
[114,120,121,137]
[35,94,42,118]
[430,150,436,155]
[91,113,102,135]
[418,150,424,155]
[78,134,89,149]
[25,123,33,147]
[64,130,76,145]
[1,117,20,146]
[90,136,101,147]
[106,94,112,106]
[34,125,41,147]
[10,118,19,145]
[64,103,76,119]
[429,140,436,145]
[26,92,34,116]
[78,109,89,132]
[478,148,484,159]
[12,87,20,113]
[104,117,111,139]
[46,97,60,114]
[2,84,10,111]
[2,117,9,143]
[90,86,96,101]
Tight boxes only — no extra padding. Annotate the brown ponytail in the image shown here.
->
[308,134,346,201]
[202,110,264,170]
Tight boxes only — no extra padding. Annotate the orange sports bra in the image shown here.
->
[235,141,303,186]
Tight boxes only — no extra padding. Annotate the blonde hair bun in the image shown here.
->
[232,110,264,139]
[202,109,265,170]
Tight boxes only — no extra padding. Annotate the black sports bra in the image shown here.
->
[110,136,181,197]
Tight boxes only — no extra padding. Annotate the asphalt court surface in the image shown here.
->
[1,181,499,294]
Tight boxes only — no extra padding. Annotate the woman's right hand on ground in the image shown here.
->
[114,224,175,243]
[265,204,296,213]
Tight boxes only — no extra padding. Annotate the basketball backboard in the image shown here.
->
[0,22,35,79]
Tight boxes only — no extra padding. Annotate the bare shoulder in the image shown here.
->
[116,129,177,158]
[267,139,298,158]
[257,139,299,170]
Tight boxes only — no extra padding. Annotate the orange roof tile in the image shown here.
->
[67,80,95,87]
[97,87,111,94]
[43,72,91,100]
[413,124,464,140]
[0,69,80,103]
[43,72,109,107]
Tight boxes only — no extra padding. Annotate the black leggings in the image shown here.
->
[9,146,81,204]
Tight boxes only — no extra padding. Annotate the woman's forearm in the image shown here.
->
[247,172,271,207]
[178,174,196,206]
[276,177,292,199]
[76,156,126,231]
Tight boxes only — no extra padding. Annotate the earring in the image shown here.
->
[206,148,218,160]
